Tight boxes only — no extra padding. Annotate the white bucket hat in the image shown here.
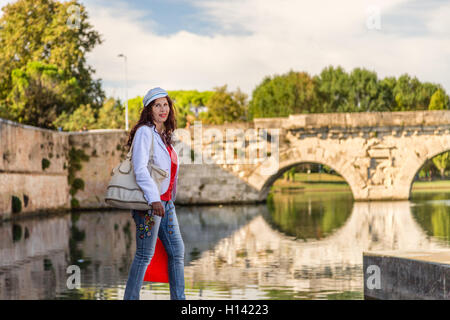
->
[143,87,168,107]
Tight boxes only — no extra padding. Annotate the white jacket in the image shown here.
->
[132,123,179,204]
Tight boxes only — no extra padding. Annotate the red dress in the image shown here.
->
[144,143,178,283]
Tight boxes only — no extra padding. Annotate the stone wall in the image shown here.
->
[0,119,70,221]
[1,110,450,219]
[68,128,262,208]
[0,118,263,221]
[67,129,129,209]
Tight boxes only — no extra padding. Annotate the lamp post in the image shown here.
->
[118,53,129,131]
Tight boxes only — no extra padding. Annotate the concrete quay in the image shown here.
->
[363,250,450,300]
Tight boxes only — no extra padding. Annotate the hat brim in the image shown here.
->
[144,92,168,107]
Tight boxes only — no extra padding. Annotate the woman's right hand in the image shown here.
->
[151,201,165,217]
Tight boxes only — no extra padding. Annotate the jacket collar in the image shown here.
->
[149,123,170,157]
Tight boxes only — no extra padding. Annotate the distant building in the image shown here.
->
[190,105,208,117]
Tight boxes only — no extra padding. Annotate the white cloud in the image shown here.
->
[85,0,450,102]
[426,2,450,36]
[2,0,450,101]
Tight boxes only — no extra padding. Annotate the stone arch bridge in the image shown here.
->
[2,111,449,217]
[176,111,450,203]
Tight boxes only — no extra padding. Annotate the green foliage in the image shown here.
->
[125,96,145,126]
[68,147,89,182]
[11,195,22,214]
[314,65,351,113]
[411,195,450,244]
[70,197,80,209]
[0,0,105,126]
[42,158,51,170]
[347,68,380,111]
[12,224,22,241]
[53,103,96,131]
[168,90,214,127]
[250,66,449,118]
[283,167,296,181]
[53,97,126,130]
[67,147,89,200]
[392,75,437,111]
[374,76,396,111]
[70,178,85,196]
[432,152,450,178]
[249,70,317,119]
[43,258,53,271]
[201,85,248,124]
[5,61,81,128]
[0,0,447,130]
[267,192,353,240]
[417,152,450,180]
[53,104,97,131]
[429,89,449,110]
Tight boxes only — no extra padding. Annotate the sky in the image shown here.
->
[1,0,449,102]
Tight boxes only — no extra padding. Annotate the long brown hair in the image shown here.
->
[126,95,177,150]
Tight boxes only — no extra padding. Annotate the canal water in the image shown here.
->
[0,190,449,300]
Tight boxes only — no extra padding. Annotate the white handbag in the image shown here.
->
[104,126,169,210]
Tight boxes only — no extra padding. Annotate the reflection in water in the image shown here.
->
[0,191,449,300]
[265,192,353,240]
[0,214,71,299]
[410,192,450,245]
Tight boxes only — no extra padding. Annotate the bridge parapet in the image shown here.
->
[254,110,450,130]
[246,111,450,201]
[1,110,450,218]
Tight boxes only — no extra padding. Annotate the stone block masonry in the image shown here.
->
[1,110,450,220]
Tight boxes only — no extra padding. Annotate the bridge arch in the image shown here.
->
[259,160,353,199]
[406,147,450,198]
[245,123,450,201]
[248,148,362,201]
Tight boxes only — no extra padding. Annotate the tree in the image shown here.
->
[168,90,214,127]
[0,0,104,122]
[202,85,248,124]
[429,89,449,110]
[391,75,441,111]
[53,103,96,131]
[374,76,396,111]
[251,67,449,116]
[347,68,379,111]
[248,76,272,119]
[96,97,124,129]
[432,152,450,179]
[284,167,296,182]
[248,70,317,119]
[7,61,80,128]
[313,65,351,113]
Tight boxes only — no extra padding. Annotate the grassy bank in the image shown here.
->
[271,173,350,193]
[271,173,450,193]
[411,180,450,193]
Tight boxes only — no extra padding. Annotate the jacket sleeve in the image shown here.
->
[132,126,161,204]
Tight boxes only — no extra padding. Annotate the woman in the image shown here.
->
[123,87,185,300]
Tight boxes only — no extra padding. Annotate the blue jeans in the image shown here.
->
[123,200,186,300]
